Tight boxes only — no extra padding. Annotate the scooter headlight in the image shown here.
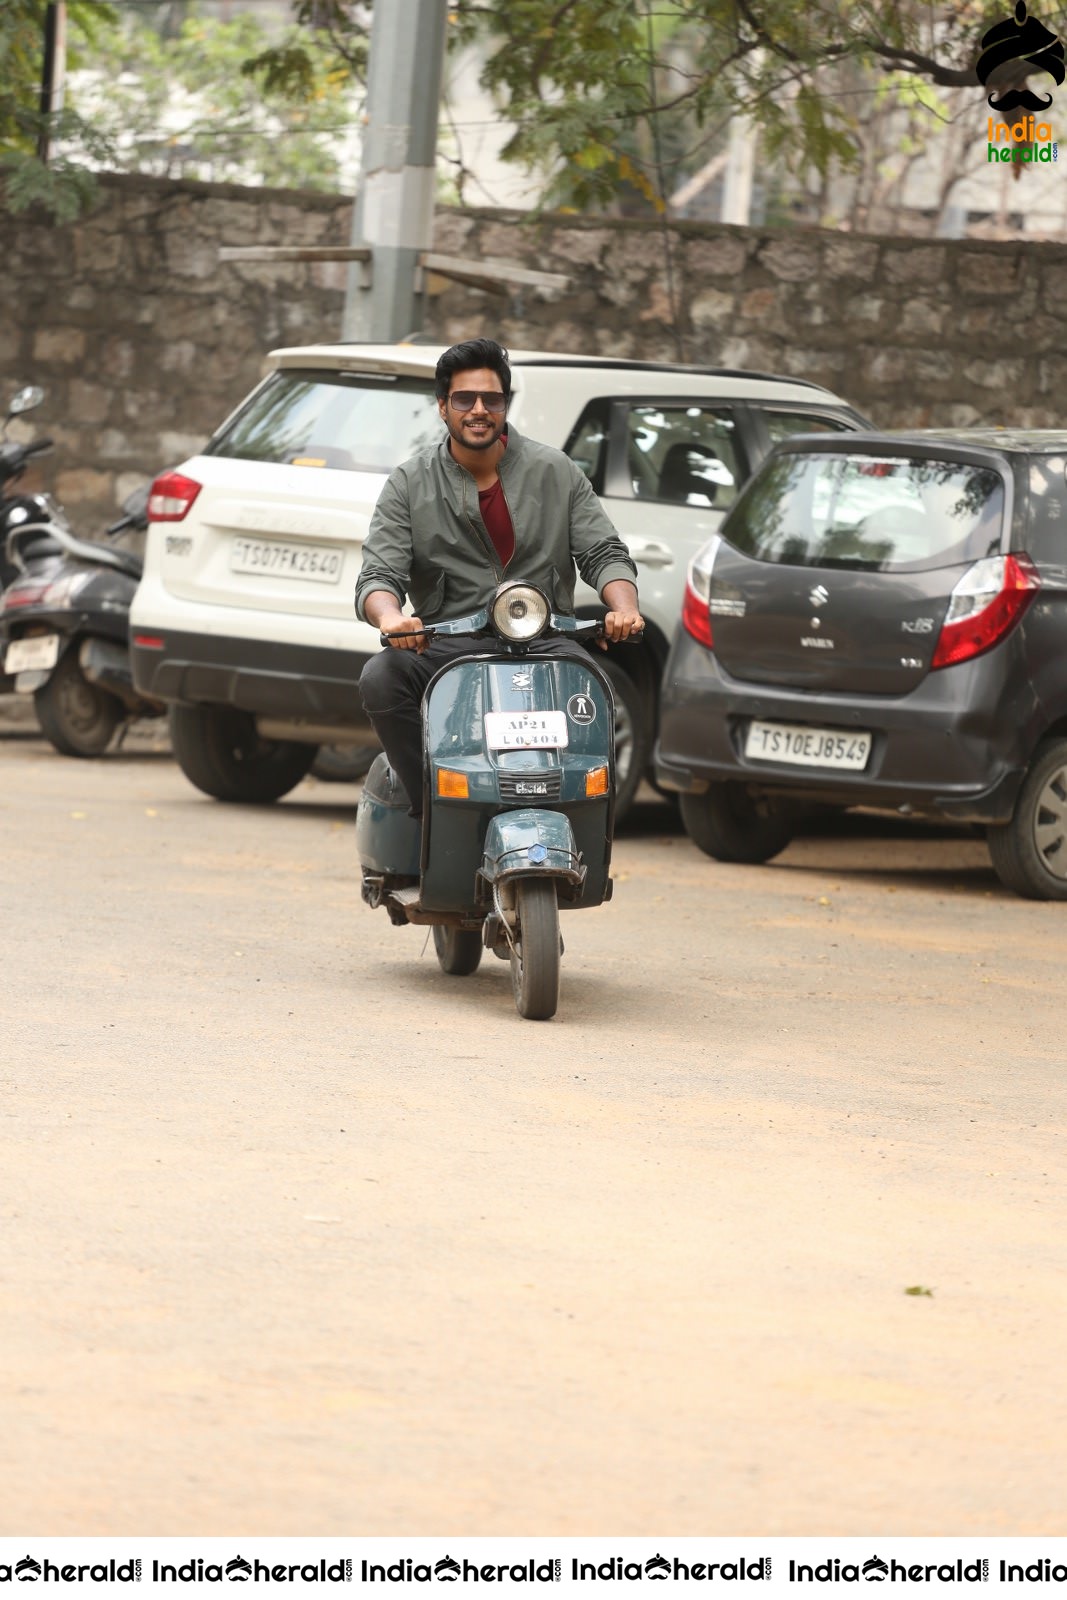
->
[491,583,550,642]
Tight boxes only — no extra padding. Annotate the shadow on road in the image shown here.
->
[626,794,1011,899]
[356,950,621,1025]
[765,813,1007,899]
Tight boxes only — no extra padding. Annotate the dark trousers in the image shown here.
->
[359,636,591,815]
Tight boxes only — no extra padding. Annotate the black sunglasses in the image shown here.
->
[448,390,508,414]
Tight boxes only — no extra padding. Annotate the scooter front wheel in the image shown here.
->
[433,925,484,976]
[510,879,560,1021]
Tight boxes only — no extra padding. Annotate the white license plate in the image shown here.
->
[745,719,872,771]
[4,633,59,675]
[230,537,342,584]
[484,710,569,751]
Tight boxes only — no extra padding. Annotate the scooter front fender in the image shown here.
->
[480,808,586,895]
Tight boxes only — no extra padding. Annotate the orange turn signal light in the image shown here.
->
[585,765,609,797]
[437,768,469,799]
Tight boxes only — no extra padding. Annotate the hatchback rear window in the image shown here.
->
[203,370,440,473]
[724,453,1005,573]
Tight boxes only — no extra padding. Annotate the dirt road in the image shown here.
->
[2,715,1065,1537]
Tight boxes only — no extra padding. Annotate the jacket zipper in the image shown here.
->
[497,473,516,573]
[462,475,503,581]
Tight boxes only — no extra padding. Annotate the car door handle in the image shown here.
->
[627,539,673,567]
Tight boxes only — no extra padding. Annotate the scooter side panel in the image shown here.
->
[355,752,421,876]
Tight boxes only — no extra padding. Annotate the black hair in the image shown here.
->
[434,338,511,403]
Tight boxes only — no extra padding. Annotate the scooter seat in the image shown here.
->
[55,531,143,579]
[11,532,62,564]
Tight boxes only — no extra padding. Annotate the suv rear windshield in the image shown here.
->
[724,453,1005,573]
[203,369,440,473]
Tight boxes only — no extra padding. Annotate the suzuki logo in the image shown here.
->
[511,670,533,689]
[809,584,829,608]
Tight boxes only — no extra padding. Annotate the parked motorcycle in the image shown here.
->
[0,386,64,634]
[356,582,636,1021]
[1,483,163,756]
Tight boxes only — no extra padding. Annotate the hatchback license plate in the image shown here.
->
[745,720,871,771]
[4,633,59,674]
[484,711,569,751]
[230,537,342,584]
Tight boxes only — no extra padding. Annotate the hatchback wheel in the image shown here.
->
[599,658,650,823]
[679,782,794,864]
[987,738,1067,900]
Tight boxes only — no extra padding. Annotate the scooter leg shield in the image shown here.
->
[481,808,585,896]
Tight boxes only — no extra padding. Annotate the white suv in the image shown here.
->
[129,343,867,809]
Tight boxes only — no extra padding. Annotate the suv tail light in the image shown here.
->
[148,470,201,522]
[931,552,1040,670]
[682,537,719,649]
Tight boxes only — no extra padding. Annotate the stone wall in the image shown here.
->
[1,171,1065,528]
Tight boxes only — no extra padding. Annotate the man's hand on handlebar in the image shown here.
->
[380,613,428,652]
[597,579,645,651]
[365,592,429,652]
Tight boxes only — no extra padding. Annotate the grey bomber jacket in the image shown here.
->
[354,426,637,625]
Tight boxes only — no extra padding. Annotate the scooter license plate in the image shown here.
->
[484,710,569,750]
[4,633,59,675]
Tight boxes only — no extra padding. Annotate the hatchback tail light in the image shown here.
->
[931,552,1040,670]
[682,538,719,649]
[148,470,201,522]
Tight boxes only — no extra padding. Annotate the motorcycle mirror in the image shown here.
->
[120,482,150,522]
[8,386,45,418]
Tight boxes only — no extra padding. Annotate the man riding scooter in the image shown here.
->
[356,338,644,818]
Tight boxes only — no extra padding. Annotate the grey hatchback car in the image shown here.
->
[655,429,1067,899]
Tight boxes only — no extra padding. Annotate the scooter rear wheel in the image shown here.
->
[34,652,121,758]
[510,879,560,1021]
[432,925,484,976]
[311,744,378,784]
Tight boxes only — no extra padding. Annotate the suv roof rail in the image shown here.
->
[508,358,830,391]
[331,342,833,392]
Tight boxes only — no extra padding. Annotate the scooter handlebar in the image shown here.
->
[378,625,438,647]
[377,615,644,648]
[556,617,646,645]
[0,436,53,479]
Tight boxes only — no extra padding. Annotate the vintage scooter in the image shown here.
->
[356,581,634,1021]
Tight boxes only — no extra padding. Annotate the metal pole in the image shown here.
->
[342,0,448,342]
[721,116,755,227]
[37,1,68,165]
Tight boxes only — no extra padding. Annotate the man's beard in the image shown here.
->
[446,413,504,452]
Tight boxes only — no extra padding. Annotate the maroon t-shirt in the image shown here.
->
[477,476,515,568]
